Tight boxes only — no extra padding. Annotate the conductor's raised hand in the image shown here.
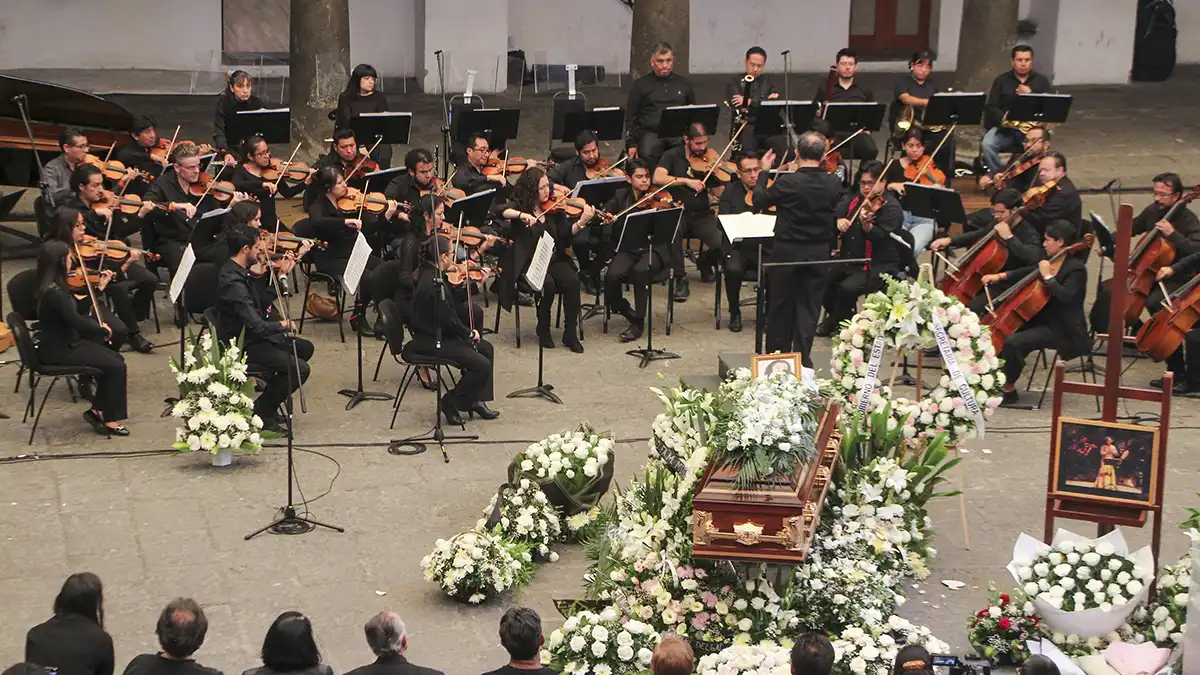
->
[760,148,777,172]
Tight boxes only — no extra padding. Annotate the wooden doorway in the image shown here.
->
[849,0,932,58]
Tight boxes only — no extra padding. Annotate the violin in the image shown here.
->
[419,177,467,205]
[150,138,216,165]
[345,157,380,182]
[84,155,152,183]
[538,196,590,217]
[823,150,842,174]
[76,234,160,262]
[644,192,681,210]
[261,158,314,183]
[992,150,1044,191]
[1136,274,1200,361]
[93,191,167,216]
[585,158,625,180]
[336,187,400,214]
[189,172,239,201]
[482,155,533,177]
[445,262,500,286]
[939,180,1057,304]
[902,155,946,186]
[743,185,777,214]
[982,234,1095,353]
[1124,184,1200,325]
[65,267,106,292]
[686,148,736,184]
[440,225,510,248]
[260,228,328,251]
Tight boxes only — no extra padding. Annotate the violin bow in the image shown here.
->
[272,142,304,190]
[163,125,181,166]
[697,120,749,190]
[910,126,955,186]
[1160,280,1174,309]
[71,241,107,331]
[593,156,628,180]
[847,157,899,228]
[347,137,384,179]
[612,179,680,221]
[823,128,864,159]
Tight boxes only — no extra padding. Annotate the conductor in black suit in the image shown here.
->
[344,612,444,675]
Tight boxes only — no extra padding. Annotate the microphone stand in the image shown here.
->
[246,256,342,538]
[780,50,799,159]
[436,50,452,179]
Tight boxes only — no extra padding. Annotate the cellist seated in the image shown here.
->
[1148,254,1200,394]
[980,219,1089,407]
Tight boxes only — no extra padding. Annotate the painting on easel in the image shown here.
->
[1050,418,1160,509]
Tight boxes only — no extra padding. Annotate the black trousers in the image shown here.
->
[1001,324,1055,385]
[606,249,664,320]
[823,265,892,330]
[1165,326,1200,384]
[724,241,760,313]
[107,263,157,333]
[766,242,833,367]
[672,211,723,276]
[50,340,127,421]
[158,240,188,277]
[407,336,494,406]
[1090,277,1180,334]
[246,337,314,420]
[538,259,581,338]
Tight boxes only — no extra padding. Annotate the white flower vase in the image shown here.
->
[212,448,233,467]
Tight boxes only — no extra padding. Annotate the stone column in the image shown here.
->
[629,0,690,78]
[952,0,1019,92]
[290,0,351,162]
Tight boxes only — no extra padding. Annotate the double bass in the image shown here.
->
[1135,273,1200,361]
[982,234,1094,354]
[939,180,1057,304]
[1123,184,1200,325]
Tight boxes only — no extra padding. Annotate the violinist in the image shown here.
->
[549,130,614,293]
[309,129,372,205]
[49,206,155,354]
[752,133,843,364]
[980,46,1051,176]
[410,234,499,425]
[335,63,392,169]
[112,116,167,193]
[217,223,311,434]
[496,168,592,353]
[213,70,264,152]
[231,136,307,230]
[883,128,943,257]
[1022,152,1081,236]
[1148,251,1200,394]
[725,46,779,154]
[978,125,1051,193]
[305,167,383,336]
[818,160,906,337]
[625,42,696,165]
[716,152,767,333]
[1090,172,1200,333]
[891,51,954,178]
[980,220,1089,407]
[384,147,436,243]
[653,122,726,302]
[602,160,665,343]
[453,133,509,195]
[142,143,232,273]
[42,128,138,208]
[66,165,149,240]
[816,49,877,161]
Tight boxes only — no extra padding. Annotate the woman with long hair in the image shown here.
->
[34,240,128,436]
[25,573,113,675]
[335,63,392,169]
[242,612,331,675]
[47,207,135,350]
[497,167,593,353]
[214,69,264,151]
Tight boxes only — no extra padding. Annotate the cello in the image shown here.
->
[982,234,1094,354]
[1135,273,1200,361]
[939,180,1057,304]
[1123,184,1200,325]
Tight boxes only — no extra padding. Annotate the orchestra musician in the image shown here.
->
[548,130,615,293]
[231,136,308,231]
[625,42,696,165]
[1150,250,1200,393]
[453,133,510,195]
[816,48,877,161]
[980,219,1089,407]
[217,223,312,434]
[716,152,767,333]
[46,206,130,353]
[35,240,130,437]
[42,128,137,209]
[818,160,907,337]
[112,116,164,188]
[980,46,1051,176]
[141,143,217,273]
[496,168,593,353]
[409,234,499,425]
[725,46,780,154]
[751,133,843,366]
[653,122,726,302]
[1090,172,1200,333]
[603,159,668,343]
[213,70,264,152]
[883,128,944,258]
[1022,151,1081,235]
[66,165,148,241]
[891,51,954,179]
[384,148,436,235]
[335,63,392,169]
[978,125,1052,193]
[309,129,371,205]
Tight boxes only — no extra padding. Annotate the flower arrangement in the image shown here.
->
[169,331,264,455]
[788,554,906,635]
[546,606,659,675]
[649,381,719,472]
[420,531,533,604]
[829,277,1003,443]
[697,642,793,675]
[478,478,563,558]
[831,616,949,675]
[1144,552,1190,646]
[511,425,616,514]
[966,586,1045,664]
[711,368,827,488]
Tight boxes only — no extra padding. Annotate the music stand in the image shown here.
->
[754,101,817,140]
[446,189,495,229]
[573,176,625,204]
[551,95,586,150]
[823,102,886,179]
[901,183,967,225]
[454,108,522,153]
[233,108,291,144]
[562,107,626,144]
[659,104,721,139]
[922,92,986,128]
[362,166,406,192]
[618,207,684,368]
[1007,93,1073,127]
[350,111,413,148]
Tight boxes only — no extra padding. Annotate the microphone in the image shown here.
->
[434,50,443,56]
[278,273,292,297]
[10,94,26,103]
[1100,178,1118,192]
[780,50,791,56]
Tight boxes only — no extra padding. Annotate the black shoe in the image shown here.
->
[673,276,690,302]
[1149,377,1165,389]
[128,333,154,354]
[581,275,599,297]
[468,401,500,420]
[260,416,287,434]
[699,265,715,284]
[729,311,743,333]
[106,425,130,437]
[564,336,585,353]
[83,409,108,436]
[538,331,556,349]
[999,390,1021,407]
[620,321,644,343]
[1173,380,1196,395]
[815,320,836,338]
[440,394,464,426]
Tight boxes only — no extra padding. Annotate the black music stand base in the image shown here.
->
[507,303,563,404]
[338,328,394,410]
[625,277,679,369]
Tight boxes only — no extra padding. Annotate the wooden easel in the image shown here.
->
[1042,204,1170,588]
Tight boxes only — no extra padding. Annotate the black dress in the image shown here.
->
[496,204,582,342]
[36,284,127,421]
[305,196,379,308]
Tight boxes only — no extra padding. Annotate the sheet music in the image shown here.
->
[718,213,776,242]
[570,175,625,198]
[358,112,413,119]
[168,244,196,304]
[342,231,372,296]
[524,231,555,293]
[236,108,290,115]
[199,207,230,220]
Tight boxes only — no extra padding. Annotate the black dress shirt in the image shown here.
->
[384,172,428,234]
[984,70,1051,130]
[306,196,359,259]
[817,80,873,103]
[1133,201,1200,260]
[122,654,222,675]
[334,91,389,132]
[213,92,264,150]
[35,285,109,362]
[548,156,590,190]
[216,260,285,345]
[718,181,759,216]
[624,72,696,146]
[230,165,304,229]
[452,162,494,195]
[836,192,906,269]
[892,75,937,114]
[142,170,216,244]
[64,197,139,241]
[752,166,843,246]
[112,142,163,193]
[949,216,1044,271]
[25,614,114,675]
[1023,176,1081,235]
[656,145,710,214]
[725,74,779,107]
[1006,256,1090,358]
[410,267,473,342]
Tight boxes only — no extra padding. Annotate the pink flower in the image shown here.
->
[701,591,719,608]
[691,612,711,630]
[676,566,694,579]
[695,568,707,579]
[952,398,965,409]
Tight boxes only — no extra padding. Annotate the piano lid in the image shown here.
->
[0,74,135,131]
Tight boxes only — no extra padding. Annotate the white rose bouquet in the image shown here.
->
[169,331,264,455]
[510,425,615,514]
[478,478,563,558]
[1007,529,1154,637]
[420,530,533,604]
[697,642,792,675]
[546,606,659,675]
[831,623,897,675]
[721,575,799,645]
[788,554,905,635]
[1145,552,1190,646]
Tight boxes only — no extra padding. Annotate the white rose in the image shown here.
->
[1082,552,1101,566]
[1117,571,1132,585]
[1024,582,1039,596]
[592,626,609,642]
[1034,562,1051,577]
[1153,606,1170,622]
[1077,567,1092,580]
[1066,552,1080,565]
[1049,552,1064,565]
[1125,580,1143,595]
[1095,542,1115,556]
[1101,569,1113,581]
[1108,559,1123,571]
[591,641,607,658]
[1086,579,1104,593]
[1058,540,1077,553]
[1060,577,1076,590]
[1054,563,1072,578]
[1018,567,1033,580]
[637,648,654,665]
[737,618,752,631]
[734,599,748,611]
[616,645,634,662]
[569,636,587,653]
[849,657,867,675]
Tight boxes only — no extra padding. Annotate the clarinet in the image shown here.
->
[730,75,755,154]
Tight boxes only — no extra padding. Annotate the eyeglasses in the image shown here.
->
[254,149,271,157]
[1153,191,1176,198]
[860,178,878,187]
[70,142,89,149]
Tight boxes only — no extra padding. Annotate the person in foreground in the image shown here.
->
[121,598,222,675]
[242,612,332,675]
[791,633,834,675]
[650,637,692,675]
[482,607,555,675]
[890,645,931,675]
[24,573,113,675]
[344,612,443,675]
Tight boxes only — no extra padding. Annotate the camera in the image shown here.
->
[931,654,991,675]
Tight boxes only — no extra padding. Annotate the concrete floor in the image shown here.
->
[2,66,1200,675]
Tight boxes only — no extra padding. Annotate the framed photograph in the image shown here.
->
[751,352,802,380]
[1050,418,1160,508]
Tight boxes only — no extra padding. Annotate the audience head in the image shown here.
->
[53,572,104,628]
[261,611,322,672]
[790,632,834,675]
[498,607,543,662]
[364,611,407,657]
[1019,655,1060,675]
[650,636,693,675]
[155,598,208,659]
[890,645,931,675]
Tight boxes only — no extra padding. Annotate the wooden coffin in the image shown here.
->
[690,402,841,564]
